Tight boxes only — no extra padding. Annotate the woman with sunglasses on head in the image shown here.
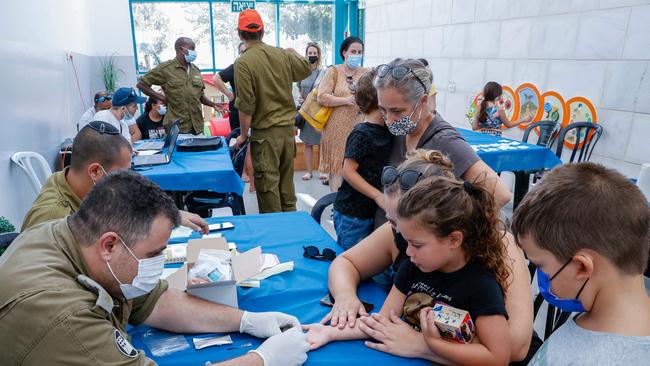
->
[316,36,367,190]
[323,150,535,364]
[375,58,511,208]
[297,42,326,181]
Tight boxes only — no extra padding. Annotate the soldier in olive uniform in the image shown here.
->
[137,37,223,134]
[0,171,309,366]
[233,9,312,213]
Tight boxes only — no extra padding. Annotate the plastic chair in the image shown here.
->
[522,120,560,148]
[555,122,603,163]
[311,192,337,223]
[11,152,53,196]
[0,232,19,257]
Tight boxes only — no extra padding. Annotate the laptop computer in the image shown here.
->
[132,122,180,167]
[135,118,181,151]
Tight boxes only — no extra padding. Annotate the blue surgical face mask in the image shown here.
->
[536,258,589,313]
[158,105,167,116]
[346,54,362,69]
[184,49,197,63]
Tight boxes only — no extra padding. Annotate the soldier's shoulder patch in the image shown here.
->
[114,329,138,358]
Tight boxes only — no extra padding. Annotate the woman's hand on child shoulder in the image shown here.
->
[303,323,333,350]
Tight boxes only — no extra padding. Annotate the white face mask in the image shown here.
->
[107,237,165,300]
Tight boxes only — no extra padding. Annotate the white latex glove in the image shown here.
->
[249,328,309,366]
[239,311,301,338]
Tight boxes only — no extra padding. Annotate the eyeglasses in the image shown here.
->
[303,246,336,261]
[381,166,423,191]
[377,64,428,93]
[114,88,138,106]
[95,95,112,103]
[86,121,120,135]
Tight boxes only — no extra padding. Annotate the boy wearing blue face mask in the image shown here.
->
[512,162,650,365]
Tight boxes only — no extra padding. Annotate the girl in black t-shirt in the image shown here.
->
[136,96,167,140]
[305,177,511,366]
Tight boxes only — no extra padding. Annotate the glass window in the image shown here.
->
[279,3,333,67]
[132,2,212,73]
[212,2,278,70]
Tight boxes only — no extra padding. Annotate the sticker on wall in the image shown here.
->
[498,85,519,127]
[465,92,483,127]
[538,91,568,135]
[563,96,598,149]
[515,83,543,129]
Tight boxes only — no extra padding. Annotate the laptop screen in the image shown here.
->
[165,123,181,159]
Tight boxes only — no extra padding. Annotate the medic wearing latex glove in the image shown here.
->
[239,311,301,338]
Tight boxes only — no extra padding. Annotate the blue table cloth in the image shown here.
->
[135,138,245,196]
[458,128,562,173]
[129,211,428,366]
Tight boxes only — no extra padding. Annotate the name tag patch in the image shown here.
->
[114,329,138,358]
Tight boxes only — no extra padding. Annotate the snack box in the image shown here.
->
[431,303,475,344]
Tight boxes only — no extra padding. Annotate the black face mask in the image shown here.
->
[308,56,318,64]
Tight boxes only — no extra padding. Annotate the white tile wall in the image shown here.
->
[546,61,607,105]
[622,5,650,59]
[366,0,650,174]
[625,113,650,162]
[450,59,486,92]
[528,14,580,59]
[498,19,531,59]
[575,8,629,59]
[431,0,453,26]
[451,0,476,24]
[602,61,647,111]
[486,60,515,86]
[442,24,466,57]
[465,22,500,58]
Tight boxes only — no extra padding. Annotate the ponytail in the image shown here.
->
[477,81,503,125]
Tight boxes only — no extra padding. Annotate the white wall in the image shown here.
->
[0,0,135,228]
[365,0,650,178]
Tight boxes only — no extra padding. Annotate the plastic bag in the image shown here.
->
[141,328,191,357]
[188,249,232,284]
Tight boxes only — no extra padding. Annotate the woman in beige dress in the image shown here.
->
[317,36,367,191]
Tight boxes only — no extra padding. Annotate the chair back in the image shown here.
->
[522,120,560,148]
[556,122,603,163]
[11,152,52,196]
[311,192,337,224]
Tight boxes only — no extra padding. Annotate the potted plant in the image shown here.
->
[99,53,124,93]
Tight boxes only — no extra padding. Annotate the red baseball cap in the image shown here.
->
[238,9,264,32]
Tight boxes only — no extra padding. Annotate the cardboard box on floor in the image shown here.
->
[165,237,262,308]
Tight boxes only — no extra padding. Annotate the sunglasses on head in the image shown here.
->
[381,166,423,191]
[377,64,427,93]
[86,121,120,135]
[303,246,336,261]
[95,95,112,104]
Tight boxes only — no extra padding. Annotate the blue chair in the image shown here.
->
[311,192,337,224]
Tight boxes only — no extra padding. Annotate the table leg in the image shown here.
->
[230,194,246,216]
[513,171,530,210]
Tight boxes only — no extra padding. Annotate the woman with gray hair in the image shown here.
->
[374,58,511,207]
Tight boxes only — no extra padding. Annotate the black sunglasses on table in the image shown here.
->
[303,246,336,261]
[377,64,428,93]
[381,166,424,191]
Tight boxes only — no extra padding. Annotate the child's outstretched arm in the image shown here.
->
[342,158,385,209]
[420,308,510,366]
[499,106,532,128]
[305,285,407,350]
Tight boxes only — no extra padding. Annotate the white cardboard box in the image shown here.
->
[165,237,262,308]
